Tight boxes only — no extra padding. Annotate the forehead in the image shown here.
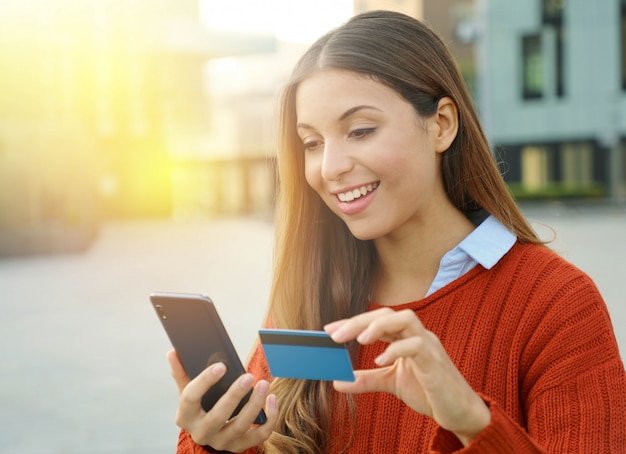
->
[295,69,407,118]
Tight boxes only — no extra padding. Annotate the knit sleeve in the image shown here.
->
[430,347,626,454]
[429,396,547,453]
[518,269,626,452]
[177,430,257,454]
[176,430,211,454]
[431,262,626,453]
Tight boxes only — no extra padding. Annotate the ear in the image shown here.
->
[433,96,459,153]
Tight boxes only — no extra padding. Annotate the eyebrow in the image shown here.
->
[339,105,382,121]
[296,105,382,130]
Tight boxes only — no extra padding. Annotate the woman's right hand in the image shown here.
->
[167,349,278,452]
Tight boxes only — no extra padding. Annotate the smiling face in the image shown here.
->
[295,69,455,241]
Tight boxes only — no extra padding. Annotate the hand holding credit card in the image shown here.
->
[258,329,355,381]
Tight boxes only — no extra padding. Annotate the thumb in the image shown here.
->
[333,367,392,395]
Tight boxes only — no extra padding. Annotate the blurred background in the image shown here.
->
[1,0,625,252]
[0,0,625,452]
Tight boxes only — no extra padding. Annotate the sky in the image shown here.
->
[199,0,355,43]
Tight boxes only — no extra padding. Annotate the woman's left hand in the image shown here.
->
[324,307,491,446]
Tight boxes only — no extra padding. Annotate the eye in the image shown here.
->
[349,127,377,140]
[302,139,323,152]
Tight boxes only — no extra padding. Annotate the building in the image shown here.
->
[356,0,626,201]
[354,0,423,16]
[478,0,626,200]
[0,0,274,255]
[423,0,477,96]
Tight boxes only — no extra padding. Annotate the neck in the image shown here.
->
[372,204,475,306]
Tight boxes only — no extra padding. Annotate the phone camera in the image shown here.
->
[155,304,167,320]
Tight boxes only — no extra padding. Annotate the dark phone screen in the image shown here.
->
[150,292,266,424]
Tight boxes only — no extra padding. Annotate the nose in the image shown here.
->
[320,140,354,182]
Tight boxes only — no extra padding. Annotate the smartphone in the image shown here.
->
[150,292,266,424]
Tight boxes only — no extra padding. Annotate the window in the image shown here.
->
[542,0,565,26]
[521,146,550,191]
[554,27,565,97]
[621,0,626,90]
[561,142,593,187]
[542,0,565,97]
[522,34,543,99]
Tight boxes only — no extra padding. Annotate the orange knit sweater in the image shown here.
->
[176,242,626,453]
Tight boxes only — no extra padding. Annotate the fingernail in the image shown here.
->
[211,362,226,376]
[268,394,277,409]
[356,329,370,343]
[239,374,254,389]
[256,380,269,397]
[324,321,339,332]
[374,353,386,365]
[332,328,346,343]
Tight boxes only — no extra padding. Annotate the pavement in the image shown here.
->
[0,202,624,453]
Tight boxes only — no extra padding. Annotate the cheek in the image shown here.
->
[382,139,439,186]
[303,154,322,190]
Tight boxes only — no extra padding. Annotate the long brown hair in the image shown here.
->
[262,10,541,453]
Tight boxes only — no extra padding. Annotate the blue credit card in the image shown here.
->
[258,329,355,381]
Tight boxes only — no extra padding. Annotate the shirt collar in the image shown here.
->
[458,214,517,269]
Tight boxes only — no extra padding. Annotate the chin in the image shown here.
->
[345,223,383,242]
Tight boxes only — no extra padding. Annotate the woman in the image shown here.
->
[168,10,626,453]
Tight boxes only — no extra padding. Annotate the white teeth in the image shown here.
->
[337,183,378,202]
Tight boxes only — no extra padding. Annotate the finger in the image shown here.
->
[167,349,189,395]
[374,336,428,366]
[201,372,256,427]
[328,308,395,343]
[333,368,393,395]
[221,380,272,432]
[242,392,279,440]
[208,392,279,452]
[323,319,348,335]
[356,309,426,345]
[178,362,228,414]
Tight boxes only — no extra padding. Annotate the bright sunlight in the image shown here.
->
[199,0,354,43]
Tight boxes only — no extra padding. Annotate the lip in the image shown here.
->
[333,182,379,215]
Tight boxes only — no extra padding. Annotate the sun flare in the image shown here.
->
[199,0,354,43]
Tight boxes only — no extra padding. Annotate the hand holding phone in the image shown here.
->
[150,292,267,425]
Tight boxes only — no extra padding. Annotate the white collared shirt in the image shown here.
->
[425,215,517,297]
